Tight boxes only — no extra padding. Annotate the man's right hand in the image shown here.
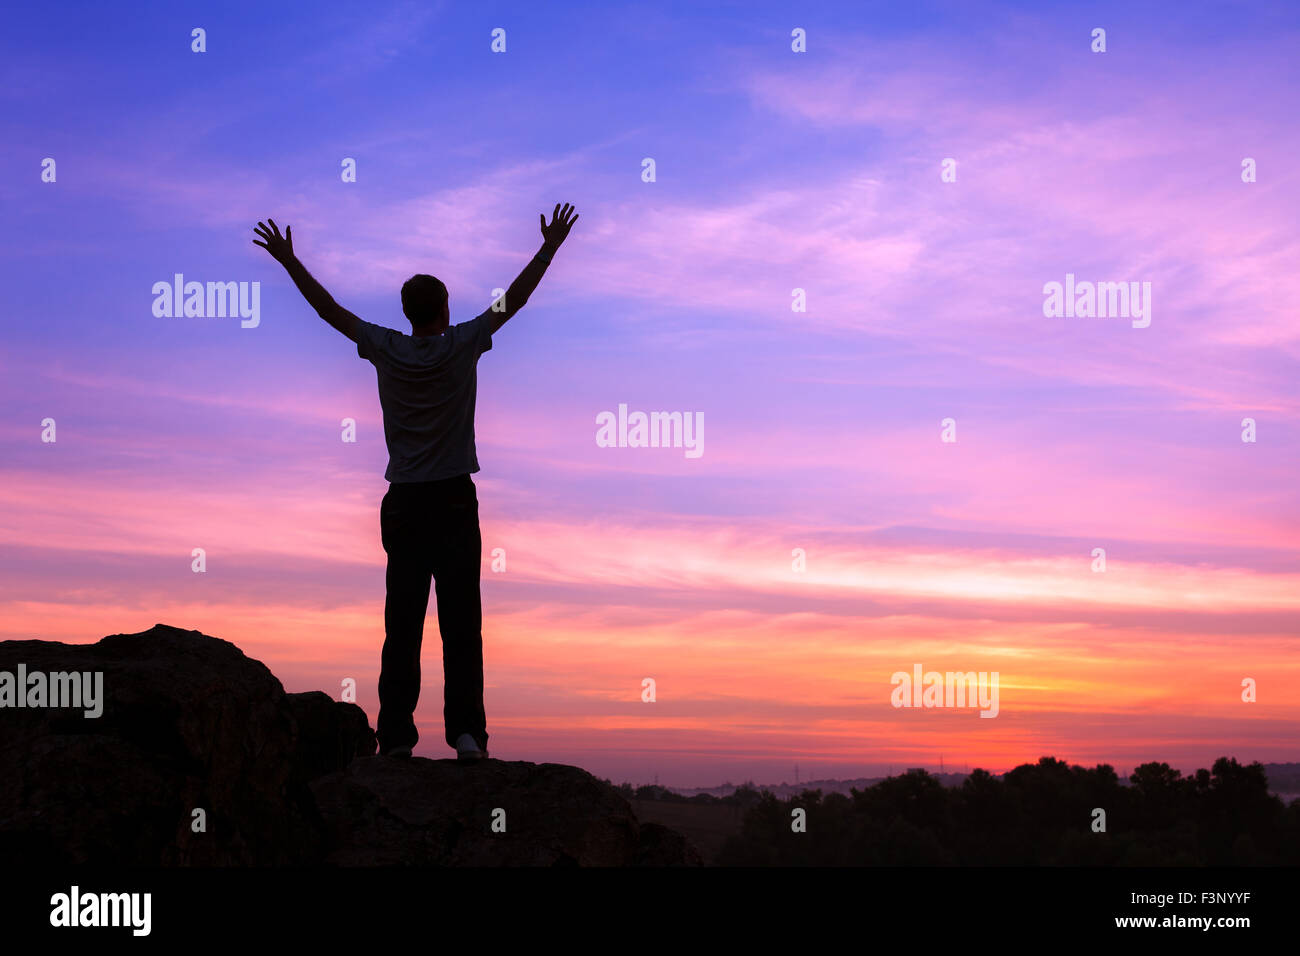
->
[539,203,579,248]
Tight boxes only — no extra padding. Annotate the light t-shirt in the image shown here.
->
[356,315,493,483]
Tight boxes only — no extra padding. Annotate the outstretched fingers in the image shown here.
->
[253,219,292,254]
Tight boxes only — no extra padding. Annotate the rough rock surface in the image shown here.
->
[311,755,700,865]
[0,624,701,866]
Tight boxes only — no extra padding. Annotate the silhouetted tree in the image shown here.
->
[714,756,1297,866]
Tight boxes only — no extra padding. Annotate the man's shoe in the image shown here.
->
[455,733,486,763]
[382,745,413,758]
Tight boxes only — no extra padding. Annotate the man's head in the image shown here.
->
[401,274,450,334]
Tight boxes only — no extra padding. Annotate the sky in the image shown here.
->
[2,0,1298,787]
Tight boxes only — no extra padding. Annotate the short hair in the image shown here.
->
[400,274,448,324]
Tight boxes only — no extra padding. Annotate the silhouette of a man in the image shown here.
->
[254,203,579,761]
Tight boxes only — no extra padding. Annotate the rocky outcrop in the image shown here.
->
[311,755,699,865]
[0,624,700,866]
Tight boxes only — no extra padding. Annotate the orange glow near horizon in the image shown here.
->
[4,503,1297,786]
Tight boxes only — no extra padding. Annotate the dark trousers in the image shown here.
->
[377,473,487,754]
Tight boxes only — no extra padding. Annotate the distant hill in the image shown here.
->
[625,758,1300,865]
[667,765,1300,802]
[1262,762,1300,795]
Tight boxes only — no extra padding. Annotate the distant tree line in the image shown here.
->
[611,780,766,810]
[700,757,1300,865]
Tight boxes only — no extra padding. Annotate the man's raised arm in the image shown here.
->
[252,219,361,342]
[481,203,579,334]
